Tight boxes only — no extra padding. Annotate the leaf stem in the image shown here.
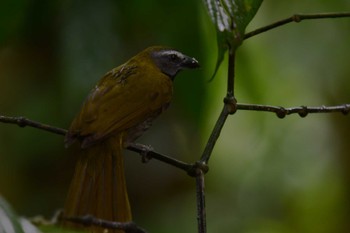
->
[227,49,236,97]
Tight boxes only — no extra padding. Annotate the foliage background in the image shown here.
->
[0,1,350,232]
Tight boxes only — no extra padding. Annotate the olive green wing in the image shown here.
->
[66,63,172,148]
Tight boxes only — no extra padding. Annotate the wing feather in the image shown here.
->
[66,62,173,148]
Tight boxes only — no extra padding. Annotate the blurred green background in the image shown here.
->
[1,1,350,232]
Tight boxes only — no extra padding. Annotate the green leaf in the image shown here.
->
[0,195,25,233]
[203,0,263,80]
[0,196,41,233]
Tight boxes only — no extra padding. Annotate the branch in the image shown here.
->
[200,52,237,165]
[237,103,350,118]
[244,12,350,40]
[126,143,193,172]
[63,215,147,233]
[0,115,67,135]
[195,169,206,233]
[200,105,230,164]
[0,114,193,172]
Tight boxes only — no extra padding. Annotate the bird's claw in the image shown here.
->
[140,144,153,163]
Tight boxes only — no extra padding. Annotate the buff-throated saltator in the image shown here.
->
[63,46,199,233]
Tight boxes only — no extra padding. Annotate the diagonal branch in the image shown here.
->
[126,143,193,172]
[0,115,67,135]
[200,52,238,165]
[200,105,230,164]
[244,12,350,40]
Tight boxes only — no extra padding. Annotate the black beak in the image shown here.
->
[181,55,200,69]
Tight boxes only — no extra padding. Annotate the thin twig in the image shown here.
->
[126,144,193,172]
[237,103,350,118]
[244,12,350,40]
[63,215,147,233]
[200,105,230,164]
[0,115,67,135]
[195,169,206,233]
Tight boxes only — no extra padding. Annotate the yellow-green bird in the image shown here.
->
[63,46,199,233]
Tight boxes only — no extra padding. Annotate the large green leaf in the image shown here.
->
[203,0,263,79]
[0,196,25,233]
[0,196,42,233]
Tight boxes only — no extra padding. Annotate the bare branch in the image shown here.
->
[0,115,67,136]
[63,215,147,233]
[200,105,230,164]
[195,169,206,233]
[244,12,350,40]
[200,52,238,165]
[126,143,193,172]
[237,103,350,118]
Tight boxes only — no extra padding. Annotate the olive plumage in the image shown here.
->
[63,46,199,233]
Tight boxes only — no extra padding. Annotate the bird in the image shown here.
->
[62,46,199,233]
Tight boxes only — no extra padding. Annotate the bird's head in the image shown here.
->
[148,46,200,79]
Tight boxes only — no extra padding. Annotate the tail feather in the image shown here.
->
[63,135,131,233]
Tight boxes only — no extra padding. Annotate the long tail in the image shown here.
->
[63,134,132,233]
